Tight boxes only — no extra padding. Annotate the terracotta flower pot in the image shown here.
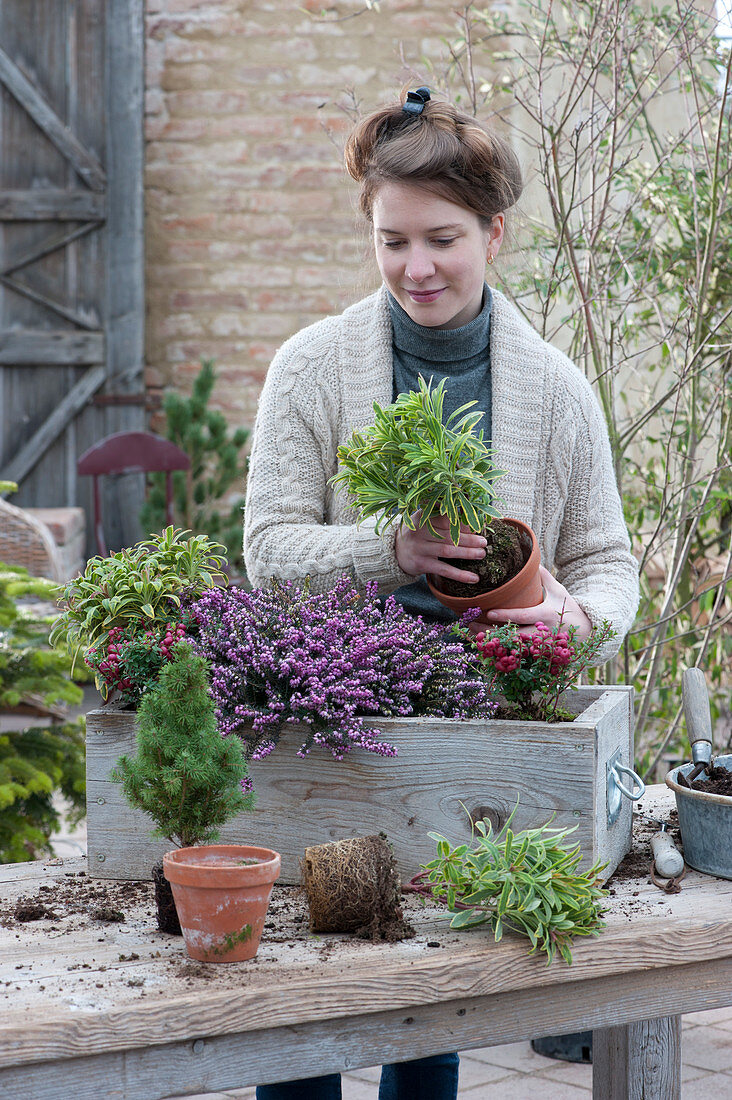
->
[163,844,281,962]
[426,518,543,618]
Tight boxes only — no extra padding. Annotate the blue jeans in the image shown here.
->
[256,1052,460,1099]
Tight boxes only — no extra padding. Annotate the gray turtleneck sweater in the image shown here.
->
[388,285,493,621]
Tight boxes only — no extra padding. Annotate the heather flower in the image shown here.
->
[455,616,617,721]
[188,575,495,761]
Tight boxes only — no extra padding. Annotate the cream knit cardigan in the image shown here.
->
[244,285,639,662]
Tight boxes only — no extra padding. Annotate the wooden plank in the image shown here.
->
[0,189,105,221]
[0,330,103,365]
[0,957,729,1091]
[0,364,106,483]
[593,684,634,876]
[1,221,98,277]
[0,44,105,190]
[99,0,146,549]
[1,830,732,1075]
[0,274,99,329]
[593,1016,682,1100]
[86,691,634,884]
[105,0,144,393]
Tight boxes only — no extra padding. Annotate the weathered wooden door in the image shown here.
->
[0,0,144,551]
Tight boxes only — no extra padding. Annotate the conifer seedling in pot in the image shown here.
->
[332,376,542,613]
[112,641,280,961]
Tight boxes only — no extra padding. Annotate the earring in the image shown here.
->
[487,253,494,265]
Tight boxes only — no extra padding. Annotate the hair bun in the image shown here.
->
[344,92,523,223]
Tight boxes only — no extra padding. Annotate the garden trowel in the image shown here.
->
[677,667,715,788]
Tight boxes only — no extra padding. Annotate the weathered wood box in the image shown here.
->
[86,685,635,884]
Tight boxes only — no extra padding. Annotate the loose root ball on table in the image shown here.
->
[302,834,414,943]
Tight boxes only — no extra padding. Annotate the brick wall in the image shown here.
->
[144,0,472,429]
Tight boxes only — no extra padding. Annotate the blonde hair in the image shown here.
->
[344,90,523,225]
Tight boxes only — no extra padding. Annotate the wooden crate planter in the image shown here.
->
[86,685,634,885]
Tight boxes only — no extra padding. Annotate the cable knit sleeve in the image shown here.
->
[551,367,639,663]
[243,318,413,595]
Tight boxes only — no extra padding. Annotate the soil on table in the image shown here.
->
[688,765,732,796]
[438,519,527,599]
[0,872,149,928]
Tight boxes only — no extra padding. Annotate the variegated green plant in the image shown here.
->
[49,527,227,671]
[422,809,608,965]
[331,376,505,546]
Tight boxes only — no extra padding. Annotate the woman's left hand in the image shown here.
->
[478,566,593,640]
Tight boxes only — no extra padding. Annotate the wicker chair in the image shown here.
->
[0,497,64,582]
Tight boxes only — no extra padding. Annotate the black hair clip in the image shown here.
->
[402,87,431,116]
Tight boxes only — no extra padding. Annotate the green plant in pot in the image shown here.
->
[331,376,542,615]
[50,526,228,704]
[112,641,281,961]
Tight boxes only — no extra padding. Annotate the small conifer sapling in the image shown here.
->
[112,642,253,849]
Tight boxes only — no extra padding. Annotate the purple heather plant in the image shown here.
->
[188,574,495,761]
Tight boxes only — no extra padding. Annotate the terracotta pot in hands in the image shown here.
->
[426,518,542,618]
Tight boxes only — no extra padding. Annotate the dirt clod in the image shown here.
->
[13,897,60,922]
[152,860,182,936]
[91,906,125,923]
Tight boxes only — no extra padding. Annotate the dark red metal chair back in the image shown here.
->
[77,431,190,556]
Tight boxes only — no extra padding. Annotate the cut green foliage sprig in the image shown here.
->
[50,527,227,675]
[332,376,505,546]
[422,809,607,965]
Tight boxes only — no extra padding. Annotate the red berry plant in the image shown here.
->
[85,618,192,707]
[462,617,616,722]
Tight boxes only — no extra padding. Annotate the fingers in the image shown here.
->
[396,521,483,581]
[484,605,540,625]
[429,561,482,584]
[418,513,486,549]
[434,540,486,561]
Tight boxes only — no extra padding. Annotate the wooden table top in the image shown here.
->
[2,785,732,1074]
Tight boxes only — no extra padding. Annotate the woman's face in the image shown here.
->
[372,181,503,330]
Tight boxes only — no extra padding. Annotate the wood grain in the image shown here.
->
[3,808,732,1070]
[594,1016,681,1100]
[0,974,716,1100]
[0,330,103,365]
[2,790,732,1100]
[1,366,106,484]
[0,0,144,548]
[0,44,105,190]
[0,189,106,221]
[86,687,634,883]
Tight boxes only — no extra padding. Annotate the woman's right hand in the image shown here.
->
[395,511,487,583]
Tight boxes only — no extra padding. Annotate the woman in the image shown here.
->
[246,88,638,1099]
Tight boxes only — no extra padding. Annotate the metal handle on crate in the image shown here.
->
[607,752,646,827]
[612,762,646,802]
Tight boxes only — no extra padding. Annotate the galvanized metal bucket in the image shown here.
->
[666,753,732,880]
